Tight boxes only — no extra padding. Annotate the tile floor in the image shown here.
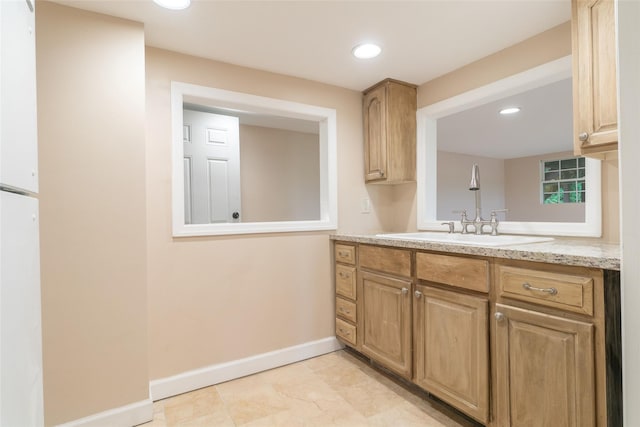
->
[141,350,479,427]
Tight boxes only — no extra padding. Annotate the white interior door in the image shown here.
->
[183,110,241,224]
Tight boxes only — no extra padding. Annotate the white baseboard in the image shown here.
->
[150,336,343,401]
[56,399,153,427]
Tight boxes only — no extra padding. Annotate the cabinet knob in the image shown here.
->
[401,287,409,295]
[579,132,589,142]
[495,312,505,322]
[414,290,423,299]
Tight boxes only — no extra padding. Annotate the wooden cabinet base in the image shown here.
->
[494,304,595,427]
[334,241,620,426]
[360,271,412,379]
[414,285,489,424]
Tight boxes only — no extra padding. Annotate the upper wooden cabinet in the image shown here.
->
[363,79,417,184]
[571,0,618,156]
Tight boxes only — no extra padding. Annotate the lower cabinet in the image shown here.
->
[360,270,412,379]
[414,285,489,424]
[494,303,595,427]
[333,241,613,426]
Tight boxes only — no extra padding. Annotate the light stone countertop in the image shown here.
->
[331,233,621,271]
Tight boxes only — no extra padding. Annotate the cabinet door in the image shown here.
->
[0,0,38,193]
[494,304,595,427]
[360,271,412,378]
[363,84,387,182]
[414,285,489,423]
[572,0,617,154]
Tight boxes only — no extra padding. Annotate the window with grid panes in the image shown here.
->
[541,157,586,204]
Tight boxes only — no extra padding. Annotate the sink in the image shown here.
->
[376,232,554,247]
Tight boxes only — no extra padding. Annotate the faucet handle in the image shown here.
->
[441,222,455,233]
[452,209,468,219]
[489,209,508,236]
[452,210,470,234]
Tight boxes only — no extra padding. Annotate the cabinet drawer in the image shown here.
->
[336,297,356,323]
[416,252,489,293]
[497,265,594,316]
[336,318,357,346]
[335,243,356,265]
[359,244,411,277]
[336,264,356,299]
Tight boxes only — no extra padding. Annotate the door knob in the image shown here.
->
[579,132,589,142]
[414,290,423,298]
[495,312,505,322]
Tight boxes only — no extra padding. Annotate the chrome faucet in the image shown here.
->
[454,164,508,235]
[466,164,492,234]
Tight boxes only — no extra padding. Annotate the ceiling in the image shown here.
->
[52,0,570,91]
[437,77,573,159]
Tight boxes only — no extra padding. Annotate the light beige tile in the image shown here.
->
[216,372,269,400]
[406,394,478,427]
[140,350,469,427]
[368,400,446,427]
[303,405,370,427]
[222,384,291,425]
[163,386,226,426]
[273,374,342,404]
[315,359,372,389]
[173,411,235,427]
[240,398,326,427]
[334,376,405,417]
[240,411,307,427]
[303,351,345,372]
[336,350,372,371]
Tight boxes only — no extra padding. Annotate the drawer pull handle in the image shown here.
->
[338,251,350,258]
[339,271,350,279]
[339,328,351,336]
[522,282,558,296]
[339,307,351,314]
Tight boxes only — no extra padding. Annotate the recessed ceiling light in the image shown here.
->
[499,107,521,115]
[352,43,381,59]
[153,0,191,10]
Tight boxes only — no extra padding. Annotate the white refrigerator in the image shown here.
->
[0,0,45,425]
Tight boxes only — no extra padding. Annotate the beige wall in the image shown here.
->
[36,3,149,425]
[418,22,572,106]
[240,125,320,222]
[504,151,585,222]
[145,47,388,380]
[413,20,619,242]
